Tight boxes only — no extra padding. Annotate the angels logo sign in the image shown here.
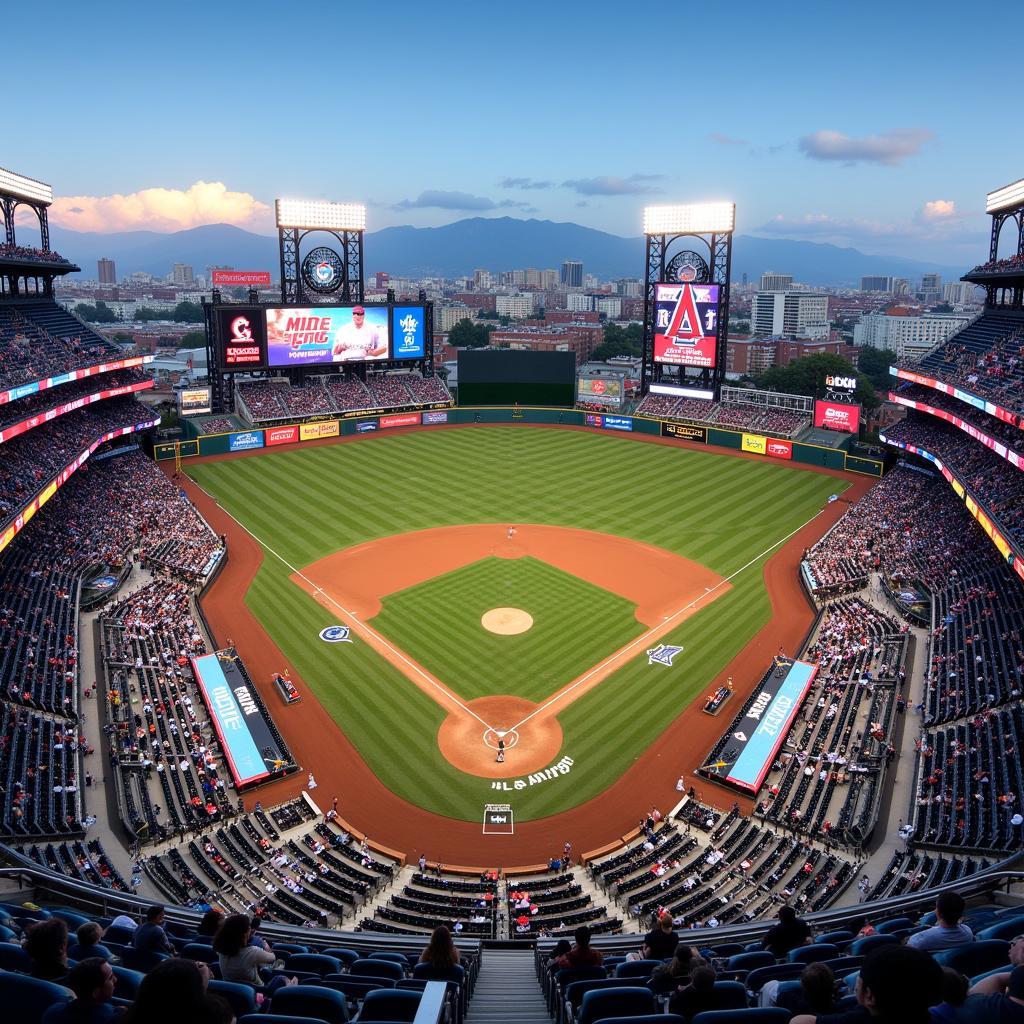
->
[653,283,720,368]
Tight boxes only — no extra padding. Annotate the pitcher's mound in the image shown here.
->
[482,607,533,635]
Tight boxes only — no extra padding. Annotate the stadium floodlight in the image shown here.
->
[643,203,735,235]
[0,167,53,206]
[275,199,366,231]
[986,178,1024,214]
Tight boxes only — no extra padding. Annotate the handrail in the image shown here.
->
[2,849,1021,952]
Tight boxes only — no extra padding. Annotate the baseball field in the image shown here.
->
[185,426,847,826]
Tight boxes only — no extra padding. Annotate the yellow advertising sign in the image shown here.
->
[741,433,767,455]
[299,420,340,441]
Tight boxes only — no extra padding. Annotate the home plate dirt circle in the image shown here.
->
[481,607,534,635]
[437,696,563,778]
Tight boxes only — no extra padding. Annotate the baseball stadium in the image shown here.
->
[1,163,1024,1024]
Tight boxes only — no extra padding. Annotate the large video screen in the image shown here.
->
[814,399,860,433]
[577,376,624,407]
[266,306,390,367]
[216,303,428,371]
[653,283,719,368]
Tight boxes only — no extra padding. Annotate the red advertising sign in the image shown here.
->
[265,424,299,447]
[212,270,272,286]
[814,400,860,433]
[765,438,793,460]
[380,412,421,428]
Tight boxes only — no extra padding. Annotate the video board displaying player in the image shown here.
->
[265,305,390,367]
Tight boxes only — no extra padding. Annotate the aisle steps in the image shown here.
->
[466,949,549,1023]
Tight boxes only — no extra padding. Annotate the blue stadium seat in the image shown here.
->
[120,948,171,973]
[357,987,421,1021]
[705,981,749,1012]
[935,940,1011,977]
[977,917,1024,941]
[0,972,72,1024]
[0,941,33,972]
[726,952,774,972]
[110,966,145,1000]
[315,976,396,1004]
[875,916,915,934]
[181,942,219,963]
[849,934,900,957]
[0,924,19,943]
[285,953,343,977]
[412,962,465,986]
[239,1016,326,1024]
[816,931,854,947]
[592,1017,685,1024]
[788,943,838,964]
[349,959,406,982]
[614,959,663,979]
[271,943,310,957]
[708,944,746,959]
[691,1010,791,1024]
[369,952,410,968]
[208,978,258,1018]
[269,983,348,1023]
[100,925,136,946]
[322,947,361,967]
[579,986,657,1024]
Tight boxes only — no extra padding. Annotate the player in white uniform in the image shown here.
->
[332,306,387,361]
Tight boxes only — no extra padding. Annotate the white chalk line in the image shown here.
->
[504,507,828,734]
[188,481,495,733]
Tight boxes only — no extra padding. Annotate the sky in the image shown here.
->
[5,0,1019,263]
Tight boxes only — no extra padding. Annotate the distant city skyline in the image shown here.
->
[5,0,1016,264]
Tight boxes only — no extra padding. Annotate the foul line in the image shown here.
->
[187,480,495,733]
[505,507,829,734]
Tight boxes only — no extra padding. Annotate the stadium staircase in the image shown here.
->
[466,949,548,1024]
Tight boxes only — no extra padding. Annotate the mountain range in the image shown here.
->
[48,217,966,288]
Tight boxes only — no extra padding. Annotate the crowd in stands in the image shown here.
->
[0,397,155,525]
[970,252,1024,274]
[236,373,452,423]
[883,416,1024,543]
[197,419,234,436]
[635,394,809,436]
[0,243,68,264]
[0,305,120,392]
[0,369,150,437]
[912,313,1024,417]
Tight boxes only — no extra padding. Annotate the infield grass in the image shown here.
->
[371,556,646,703]
[187,427,846,821]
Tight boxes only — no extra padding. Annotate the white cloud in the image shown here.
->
[920,199,956,220]
[798,128,932,166]
[46,181,272,233]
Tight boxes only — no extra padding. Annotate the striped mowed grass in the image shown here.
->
[187,427,845,821]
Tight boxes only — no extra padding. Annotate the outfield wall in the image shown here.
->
[157,407,885,476]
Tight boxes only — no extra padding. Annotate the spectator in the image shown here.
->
[648,944,704,996]
[121,959,230,1024]
[964,963,1024,1021]
[41,957,118,1024]
[132,905,173,955]
[26,917,70,981]
[906,892,973,952]
[555,925,604,968]
[419,924,461,969]
[213,912,293,995]
[68,922,113,963]
[668,963,718,1021]
[642,911,680,960]
[930,967,970,1023]
[791,945,943,1024]
[761,904,812,957]
[195,909,224,939]
[765,961,837,1016]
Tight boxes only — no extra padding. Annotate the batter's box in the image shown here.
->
[482,803,514,835]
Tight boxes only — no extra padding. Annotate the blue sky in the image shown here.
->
[5,0,1017,262]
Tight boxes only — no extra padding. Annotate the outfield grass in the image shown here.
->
[187,427,846,821]
[371,556,646,704]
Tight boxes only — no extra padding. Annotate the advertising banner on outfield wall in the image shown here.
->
[422,410,449,425]
[765,438,793,460]
[229,431,264,452]
[380,412,421,428]
[741,433,767,455]
[814,400,860,433]
[356,420,378,433]
[587,413,632,431]
[661,422,707,443]
[298,420,340,441]
[265,425,300,446]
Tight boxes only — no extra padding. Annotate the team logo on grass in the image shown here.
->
[319,626,352,644]
[647,643,684,667]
